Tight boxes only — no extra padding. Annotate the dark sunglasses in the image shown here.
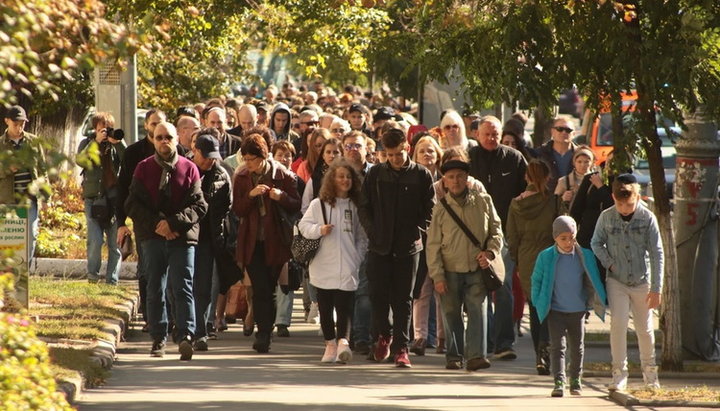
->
[553,126,573,133]
[301,121,319,126]
[155,134,174,141]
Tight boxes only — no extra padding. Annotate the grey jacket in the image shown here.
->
[591,204,664,293]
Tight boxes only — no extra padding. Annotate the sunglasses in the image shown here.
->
[301,121,319,126]
[292,123,301,129]
[331,128,346,134]
[155,134,174,141]
[443,124,460,130]
[553,126,574,133]
[344,143,363,151]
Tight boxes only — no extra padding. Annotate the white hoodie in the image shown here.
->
[299,197,368,291]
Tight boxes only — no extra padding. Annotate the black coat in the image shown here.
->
[358,160,435,256]
[468,144,527,230]
[569,174,614,248]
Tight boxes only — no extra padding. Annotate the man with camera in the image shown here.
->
[78,112,125,284]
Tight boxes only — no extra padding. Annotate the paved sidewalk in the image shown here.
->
[78,295,709,410]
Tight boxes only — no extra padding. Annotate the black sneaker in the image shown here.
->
[150,340,166,357]
[252,334,270,353]
[178,336,194,361]
[353,341,370,355]
[193,338,209,352]
[551,379,565,397]
[276,325,290,338]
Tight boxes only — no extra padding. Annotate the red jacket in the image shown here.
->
[233,160,300,266]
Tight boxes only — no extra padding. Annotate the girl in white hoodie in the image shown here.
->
[299,158,368,363]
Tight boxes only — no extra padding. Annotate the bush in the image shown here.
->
[0,273,73,410]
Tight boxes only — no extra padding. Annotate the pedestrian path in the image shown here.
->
[77,296,668,410]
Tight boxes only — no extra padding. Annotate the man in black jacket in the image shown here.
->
[125,122,207,360]
[359,128,435,368]
[468,115,527,361]
[190,131,233,351]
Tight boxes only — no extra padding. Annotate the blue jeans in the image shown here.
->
[439,270,488,361]
[352,255,371,345]
[489,242,516,353]
[84,199,121,284]
[193,242,214,339]
[143,239,196,342]
[275,284,293,326]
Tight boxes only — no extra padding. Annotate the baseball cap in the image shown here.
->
[5,106,28,121]
[374,106,395,121]
[195,134,222,159]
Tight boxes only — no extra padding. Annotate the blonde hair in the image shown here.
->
[412,135,443,170]
[439,110,467,149]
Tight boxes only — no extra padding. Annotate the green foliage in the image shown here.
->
[0,273,73,410]
[0,0,144,106]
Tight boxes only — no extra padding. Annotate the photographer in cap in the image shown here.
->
[77,112,125,284]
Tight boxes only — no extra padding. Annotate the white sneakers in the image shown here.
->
[643,365,661,389]
[321,339,353,364]
[307,302,320,325]
[336,338,353,364]
[321,340,337,363]
[608,366,660,391]
[608,369,628,391]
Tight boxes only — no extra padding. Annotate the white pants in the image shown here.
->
[607,277,656,371]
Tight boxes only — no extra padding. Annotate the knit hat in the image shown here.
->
[573,147,595,162]
[552,216,577,238]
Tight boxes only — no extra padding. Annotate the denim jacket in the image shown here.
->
[591,204,663,293]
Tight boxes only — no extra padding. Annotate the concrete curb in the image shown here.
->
[584,370,720,380]
[53,293,138,405]
[609,390,720,408]
[32,258,138,280]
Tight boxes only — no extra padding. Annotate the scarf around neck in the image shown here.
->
[153,150,179,195]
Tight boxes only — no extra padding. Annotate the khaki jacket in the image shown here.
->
[0,130,46,204]
[426,189,503,284]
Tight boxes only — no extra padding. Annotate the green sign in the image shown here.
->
[0,205,29,308]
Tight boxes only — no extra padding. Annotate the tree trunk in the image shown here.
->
[532,104,553,147]
[637,94,684,371]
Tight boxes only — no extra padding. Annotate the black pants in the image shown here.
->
[245,242,282,338]
[367,251,419,354]
[316,288,354,341]
[528,300,550,354]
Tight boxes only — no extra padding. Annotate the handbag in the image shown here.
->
[439,197,504,292]
[90,195,114,229]
[119,233,134,261]
[273,202,296,247]
[290,201,327,264]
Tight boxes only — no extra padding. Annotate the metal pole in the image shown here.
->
[674,107,720,360]
[121,55,138,144]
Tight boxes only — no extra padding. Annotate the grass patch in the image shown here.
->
[49,347,110,388]
[631,386,720,403]
[29,278,136,339]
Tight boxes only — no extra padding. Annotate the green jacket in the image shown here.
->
[78,138,124,199]
[506,185,563,298]
[0,130,47,204]
[426,189,504,284]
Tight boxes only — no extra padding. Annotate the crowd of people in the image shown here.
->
[1,80,664,397]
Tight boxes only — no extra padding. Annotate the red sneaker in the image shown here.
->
[374,335,392,362]
[394,347,412,368]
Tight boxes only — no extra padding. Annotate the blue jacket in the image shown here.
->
[531,244,607,323]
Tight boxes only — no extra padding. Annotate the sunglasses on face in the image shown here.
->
[301,121,319,126]
[553,126,573,133]
[443,124,460,130]
[344,143,363,151]
[331,128,346,134]
[155,134,174,141]
[292,123,301,129]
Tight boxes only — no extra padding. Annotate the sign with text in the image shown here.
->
[0,205,29,308]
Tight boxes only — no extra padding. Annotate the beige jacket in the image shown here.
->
[0,130,46,204]
[426,189,503,284]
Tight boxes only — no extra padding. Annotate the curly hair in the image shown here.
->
[319,157,362,207]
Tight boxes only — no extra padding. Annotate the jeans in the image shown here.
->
[245,242,282,339]
[84,199,121,284]
[439,270,488,361]
[489,242,516,353]
[193,242,214,339]
[606,277,657,372]
[548,310,585,381]
[275,284,293,326]
[134,227,148,323]
[143,239,196,343]
[352,255,372,345]
[317,288,354,341]
[413,271,444,342]
[367,251,419,354]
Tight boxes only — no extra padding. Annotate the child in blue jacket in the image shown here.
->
[532,216,607,397]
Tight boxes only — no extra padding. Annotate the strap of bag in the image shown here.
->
[320,201,327,225]
[439,197,488,249]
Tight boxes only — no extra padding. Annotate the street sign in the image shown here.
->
[0,205,30,309]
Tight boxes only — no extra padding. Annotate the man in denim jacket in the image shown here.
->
[591,174,663,391]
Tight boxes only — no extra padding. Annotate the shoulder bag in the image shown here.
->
[439,197,503,292]
[290,201,327,264]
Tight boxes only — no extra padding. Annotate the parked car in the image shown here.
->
[632,127,678,202]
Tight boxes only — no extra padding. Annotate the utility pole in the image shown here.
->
[674,107,720,361]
